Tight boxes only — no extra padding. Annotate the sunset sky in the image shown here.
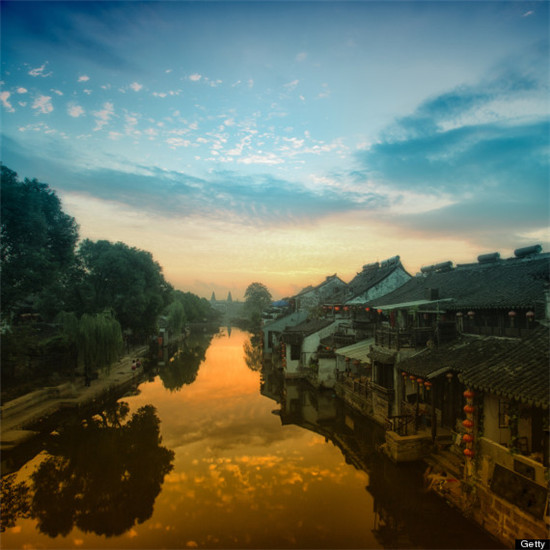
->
[1,1,548,300]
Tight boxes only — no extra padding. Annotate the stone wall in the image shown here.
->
[473,484,549,547]
[384,430,432,462]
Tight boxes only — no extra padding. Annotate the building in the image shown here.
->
[280,319,341,378]
[293,274,347,312]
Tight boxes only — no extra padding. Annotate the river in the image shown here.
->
[1,328,503,549]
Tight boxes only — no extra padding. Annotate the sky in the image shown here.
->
[1,1,549,300]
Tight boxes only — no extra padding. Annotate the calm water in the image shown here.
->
[1,328,503,549]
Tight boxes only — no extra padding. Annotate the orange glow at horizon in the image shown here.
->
[61,192,518,300]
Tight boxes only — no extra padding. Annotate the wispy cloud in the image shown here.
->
[68,103,85,118]
[28,63,52,77]
[189,73,202,82]
[78,75,90,82]
[129,81,143,92]
[353,46,549,243]
[1,91,15,112]
[32,95,53,114]
[93,101,114,130]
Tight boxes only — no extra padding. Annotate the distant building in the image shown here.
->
[293,274,347,312]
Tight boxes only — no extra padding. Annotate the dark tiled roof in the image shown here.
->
[283,319,334,336]
[295,274,346,298]
[347,261,408,300]
[368,345,397,364]
[397,336,518,378]
[368,254,549,310]
[459,326,549,408]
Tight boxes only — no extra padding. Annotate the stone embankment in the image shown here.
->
[0,347,148,457]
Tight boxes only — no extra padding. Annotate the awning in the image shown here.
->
[335,338,374,363]
[374,298,453,311]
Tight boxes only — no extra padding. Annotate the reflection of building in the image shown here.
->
[269,370,500,550]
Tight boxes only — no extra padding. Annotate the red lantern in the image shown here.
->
[456,312,463,318]
[377,309,382,314]
[462,419,474,429]
[365,307,370,312]
[334,306,340,312]
[463,448,474,457]
[462,433,474,443]
[464,404,475,414]
[467,311,475,318]
[463,389,475,399]
[409,375,416,381]
[424,381,432,389]
[417,378,424,385]
[401,371,408,377]
[508,310,516,317]
[526,311,535,320]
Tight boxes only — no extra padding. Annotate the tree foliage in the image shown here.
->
[0,166,79,318]
[56,310,123,375]
[244,282,272,321]
[77,239,173,337]
[171,290,219,323]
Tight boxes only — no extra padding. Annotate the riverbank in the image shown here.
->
[1,346,148,465]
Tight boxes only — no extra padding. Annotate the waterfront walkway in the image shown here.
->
[0,347,147,454]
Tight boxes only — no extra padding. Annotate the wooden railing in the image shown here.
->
[375,327,435,350]
[388,414,414,436]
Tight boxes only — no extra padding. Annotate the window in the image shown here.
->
[499,400,510,428]
[291,344,301,361]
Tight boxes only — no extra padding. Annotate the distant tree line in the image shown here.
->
[0,165,219,391]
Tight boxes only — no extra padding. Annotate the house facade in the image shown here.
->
[261,310,308,356]
[293,274,347,312]
[280,319,341,378]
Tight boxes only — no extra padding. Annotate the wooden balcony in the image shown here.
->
[375,327,435,350]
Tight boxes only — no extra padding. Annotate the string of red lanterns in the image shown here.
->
[462,389,475,459]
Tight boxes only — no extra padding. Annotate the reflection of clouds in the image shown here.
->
[117,330,377,548]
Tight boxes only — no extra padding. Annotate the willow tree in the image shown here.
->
[56,310,122,380]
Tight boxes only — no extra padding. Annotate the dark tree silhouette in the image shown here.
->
[30,404,174,538]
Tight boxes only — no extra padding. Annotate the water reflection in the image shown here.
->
[1,329,502,549]
[263,365,503,549]
[243,332,263,372]
[1,403,174,538]
[158,332,213,391]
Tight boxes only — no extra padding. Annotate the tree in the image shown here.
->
[165,300,186,335]
[56,310,123,381]
[244,282,272,324]
[77,240,173,337]
[227,291,232,303]
[0,166,79,318]
[172,290,219,323]
[30,404,174,537]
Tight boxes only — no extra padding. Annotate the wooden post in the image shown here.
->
[431,382,437,443]
[414,382,419,434]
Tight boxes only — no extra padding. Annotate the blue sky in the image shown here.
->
[1,1,548,299]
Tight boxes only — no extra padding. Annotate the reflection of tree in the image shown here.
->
[158,334,212,392]
[30,404,174,538]
[0,474,32,532]
[244,332,263,372]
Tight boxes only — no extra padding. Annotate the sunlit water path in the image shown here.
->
[2,328,502,549]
